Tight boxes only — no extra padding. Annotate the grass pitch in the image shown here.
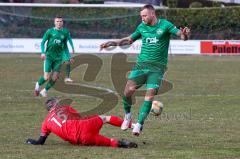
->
[0,54,239,159]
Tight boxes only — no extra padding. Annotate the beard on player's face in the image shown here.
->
[142,16,153,25]
[145,17,152,25]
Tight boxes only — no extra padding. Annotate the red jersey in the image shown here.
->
[41,106,83,144]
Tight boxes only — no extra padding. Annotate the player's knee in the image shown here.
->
[124,80,137,96]
[44,74,50,80]
[52,73,59,81]
[52,76,58,81]
[124,86,136,97]
[129,86,136,93]
[145,89,156,100]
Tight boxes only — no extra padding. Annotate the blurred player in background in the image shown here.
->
[26,97,137,148]
[100,4,190,136]
[34,16,74,97]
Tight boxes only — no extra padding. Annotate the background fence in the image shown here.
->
[0,4,240,39]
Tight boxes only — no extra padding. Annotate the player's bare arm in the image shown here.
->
[100,36,133,50]
[177,27,191,41]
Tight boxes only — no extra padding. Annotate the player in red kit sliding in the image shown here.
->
[26,97,137,148]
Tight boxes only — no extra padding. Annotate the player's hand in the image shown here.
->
[70,58,74,64]
[100,42,108,51]
[41,54,46,60]
[180,27,191,40]
[100,41,116,51]
[26,138,38,145]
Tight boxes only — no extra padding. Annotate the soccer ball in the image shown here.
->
[150,101,163,116]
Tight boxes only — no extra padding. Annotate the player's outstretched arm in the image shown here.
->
[100,36,133,50]
[40,30,50,60]
[26,135,48,145]
[177,27,191,41]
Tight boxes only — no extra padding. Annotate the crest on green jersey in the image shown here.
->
[156,29,163,35]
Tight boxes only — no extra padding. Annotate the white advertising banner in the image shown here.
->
[0,39,42,53]
[0,38,201,54]
[169,40,200,55]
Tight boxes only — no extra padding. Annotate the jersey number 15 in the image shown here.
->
[50,110,67,128]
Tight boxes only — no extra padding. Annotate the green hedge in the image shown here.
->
[1,6,240,39]
[156,7,240,39]
[29,7,140,38]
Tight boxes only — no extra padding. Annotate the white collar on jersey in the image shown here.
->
[54,27,63,31]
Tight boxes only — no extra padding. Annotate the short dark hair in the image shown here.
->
[55,16,63,19]
[45,97,59,111]
[141,4,155,11]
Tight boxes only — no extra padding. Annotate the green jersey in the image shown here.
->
[131,19,179,66]
[41,27,70,60]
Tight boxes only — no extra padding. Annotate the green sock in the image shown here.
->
[138,100,153,125]
[66,64,71,78]
[45,79,56,91]
[38,76,46,86]
[122,96,132,113]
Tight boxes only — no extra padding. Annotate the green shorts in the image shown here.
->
[62,51,71,62]
[44,57,62,73]
[128,64,167,89]
[62,47,71,62]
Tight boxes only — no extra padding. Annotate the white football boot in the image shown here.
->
[40,88,47,97]
[64,78,73,82]
[132,123,142,136]
[121,113,132,131]
[34,82,40,96]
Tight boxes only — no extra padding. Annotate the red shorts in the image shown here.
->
[78,116,103,145]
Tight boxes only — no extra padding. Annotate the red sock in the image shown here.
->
[109,116,123,127]
[109,116,132,128]
[94,135,118,147]
[110,138,119,148]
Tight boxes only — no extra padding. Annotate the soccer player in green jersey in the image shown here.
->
[34,16,74,97]
[100,4,190,136]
